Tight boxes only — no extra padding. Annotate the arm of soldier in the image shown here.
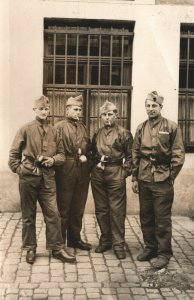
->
[8,128,25,174]
[170,125,185,181]
[52,128,65,166]
[122,130,133,176]
[131,127,141,193]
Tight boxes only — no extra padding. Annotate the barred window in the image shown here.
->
[179,24,194,151]
[43,19,134,137]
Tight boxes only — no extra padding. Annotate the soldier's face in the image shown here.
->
[66,105,82,120]
[101,111,117,126]
[33,106,50,120]
[145,100,162,119]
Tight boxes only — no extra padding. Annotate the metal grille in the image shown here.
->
[43,19,134,137]
[179,25,194,151]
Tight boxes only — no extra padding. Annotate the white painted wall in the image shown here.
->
[1,0,194,213]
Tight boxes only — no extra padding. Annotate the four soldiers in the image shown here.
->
[8,92,185,267]
[91,101,133,259]
[8,96,76,264]
[132,91,185,268]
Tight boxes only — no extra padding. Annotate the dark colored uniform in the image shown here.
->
[132,116,185,258]
[54,119,91,244]
[8,118,65,250]
[91,124,133,250]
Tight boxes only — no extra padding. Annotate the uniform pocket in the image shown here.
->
[158,132,170,146]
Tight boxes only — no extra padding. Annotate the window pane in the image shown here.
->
[180,38,188,59]
[67,64,76,84]
[44,63,53,84]
[44,34,54,56]
[90,35,99,56]
[78,63,87,84]
[179,65,187,88]
[90,63,99,85]
[188,95,194,119]
[101,64,110,85]
[123,63,132,86]
[188,63,194,88]
[53,92,65,116]
[188,121,194,142]
[178,94,186,120]
[56,34,66,55]
[190,38,194,59]
[112,65,121,85]
[55,63,65,84]
[124,36,132,58]
[101,36,110,56]
[79,35,88,56]
[67,34,77,55]
[112,36,122,57]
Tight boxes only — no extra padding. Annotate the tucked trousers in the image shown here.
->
[91,165,127,250]
[138,179,174,258]
[55,160,90,244]
[19,173,64,250]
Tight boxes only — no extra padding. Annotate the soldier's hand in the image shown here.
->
[41,157,54,167]
[79,155,87,163]
[132,181,139,194]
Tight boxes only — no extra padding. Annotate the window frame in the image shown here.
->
[179,24,194,152]
[43,18,134,137]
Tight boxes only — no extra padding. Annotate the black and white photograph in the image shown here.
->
[0,0,194,299]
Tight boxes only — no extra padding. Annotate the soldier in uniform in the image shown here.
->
[132,91,185,269]
[91,100,133,260]
[8,95,76,264]
[55,95,92,251]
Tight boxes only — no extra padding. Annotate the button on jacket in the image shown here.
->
[132,116,185,182]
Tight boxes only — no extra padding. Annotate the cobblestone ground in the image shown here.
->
[0,213,194,300]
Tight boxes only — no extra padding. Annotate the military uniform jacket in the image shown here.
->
[92,124,133,175]
[132,116,185,182]
[8,118,65,176]
[54,118,91,159]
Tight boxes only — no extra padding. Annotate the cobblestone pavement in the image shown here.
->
[0,213,194,300]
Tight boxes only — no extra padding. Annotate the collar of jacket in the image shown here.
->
[35,117,48,126]
[148,114,163,126]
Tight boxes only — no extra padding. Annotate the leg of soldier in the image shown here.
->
[55,162,76,242]
[153,179,174,258]
[91,167,112,247]
[38,176,64,251]
[19,175,40,250]
[67,165,90,244]
[105,166,126,251]
[138,180,158,253]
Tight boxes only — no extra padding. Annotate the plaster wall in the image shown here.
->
[0,0,194,214]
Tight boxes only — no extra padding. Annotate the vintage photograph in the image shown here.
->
[0,0,194,299]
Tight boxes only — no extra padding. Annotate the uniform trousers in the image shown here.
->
[19,173,64,250]
[138,179,174,258]
[55,159,90,244]
[91,165,127,250]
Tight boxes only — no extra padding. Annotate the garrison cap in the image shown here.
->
[99,100,117,115]
[66,94,83,107]
[146,91,164,106]
[33,95,50,108]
